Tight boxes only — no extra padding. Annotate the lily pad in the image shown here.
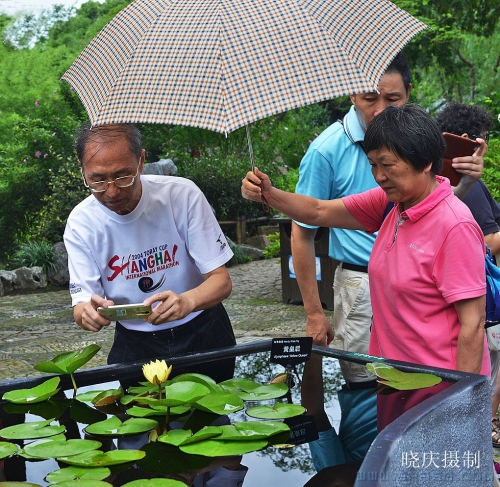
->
[122,480,187,487]
[84,416,158,437]
[193,392,244,415]
[367,363,442,390]
[176,426,223,446]
[137,382,210,407]
[126,383,161,395]
[46,466,111,483]
[171,373,218,391]
[2,377,61,404]
[34,344,101,375]
[18,435,67,460]
[92,388,124,407]
[55,482,111,487]
[157,429,194,446]
[245,402,305,419]
[76,390,107,403]
[0,483,42,486]
[217,421,289,441]
[219,378,288,401]
[179,438,267,457]
[23,438,102,459]
[0,419,65,440]
[126,405,190,418]
[0,442,19,459]
[57,449,146,467]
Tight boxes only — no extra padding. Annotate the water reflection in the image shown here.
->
[0,353,450,487]
[0,353,345,486]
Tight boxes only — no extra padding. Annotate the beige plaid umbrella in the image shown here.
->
[62,0,426,137]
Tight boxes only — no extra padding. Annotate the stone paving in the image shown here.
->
[0,258,331,382]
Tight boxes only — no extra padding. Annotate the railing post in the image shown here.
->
[236,216,246,244]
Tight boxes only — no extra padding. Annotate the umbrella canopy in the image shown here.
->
[62,0,426,135]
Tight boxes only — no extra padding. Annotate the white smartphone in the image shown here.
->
[97,304,151,321]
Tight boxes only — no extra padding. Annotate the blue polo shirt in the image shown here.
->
[294,105,377,266]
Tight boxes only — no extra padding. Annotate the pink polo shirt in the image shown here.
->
[343,177,490,376]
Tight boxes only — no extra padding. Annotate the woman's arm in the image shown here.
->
[241,168,365,230]
[454,296,486,373]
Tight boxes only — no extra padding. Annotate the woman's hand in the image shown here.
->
[241,168,272,202]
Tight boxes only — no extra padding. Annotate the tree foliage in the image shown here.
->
[395,0,500,103]
[0,0,499,260]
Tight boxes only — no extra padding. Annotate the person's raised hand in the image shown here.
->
[78,294,114,332]
[143,290,193,326]
[452,137,487,183]
[241,167,272,202]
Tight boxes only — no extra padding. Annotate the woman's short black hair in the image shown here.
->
[364,104,445,174]
[75,122,142,163]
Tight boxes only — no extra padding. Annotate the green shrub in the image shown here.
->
[263,232,280,259]
[32,157,88,244]
[483,138,500,200]
[175,151,293,223]
[10,240,55,274]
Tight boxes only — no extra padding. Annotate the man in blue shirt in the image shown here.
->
[294,53,487,470]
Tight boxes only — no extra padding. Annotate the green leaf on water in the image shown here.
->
[157,429,194,446]
[122,480,186,487]
[57,449,146,467]
[219,378,288,401]
[193,392,244,415]
[126,404,191,418]
[53,481,112,487]
[2,377,60,404]
[45,465,111,483]
[171,373,218,392]
[0,419,65,440]
[366,363,442,390]
[138,381,210,407]
[34,344,101,375]
[179,438,267,457]
[84,416,158,437]
[245,402,305,419]
[0,442,19,459]
[23,438,101,460]
[0,482,42,486]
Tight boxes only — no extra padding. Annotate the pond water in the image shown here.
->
[1,353,344,486]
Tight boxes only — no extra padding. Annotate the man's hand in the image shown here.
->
[306,312,334,347]
[74,294,114,332]
[143,290,194,326]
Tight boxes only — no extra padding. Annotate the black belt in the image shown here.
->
[340,262,368,273]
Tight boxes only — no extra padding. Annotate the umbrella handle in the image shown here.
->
[246,125,269,213]
[246,124,255,173]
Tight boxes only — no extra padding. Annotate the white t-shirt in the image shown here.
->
[64,175,233,332]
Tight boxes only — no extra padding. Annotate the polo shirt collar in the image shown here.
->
[402,176,452,223]
[342,105,365,144]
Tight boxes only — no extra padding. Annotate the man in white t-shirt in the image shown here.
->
[64,123,237,383]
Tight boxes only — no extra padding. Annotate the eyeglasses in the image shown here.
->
[82,163,140,193]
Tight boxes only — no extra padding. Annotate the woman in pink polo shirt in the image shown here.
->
[242,104,489,376]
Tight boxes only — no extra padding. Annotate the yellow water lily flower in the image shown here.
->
[142,359,172,386]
